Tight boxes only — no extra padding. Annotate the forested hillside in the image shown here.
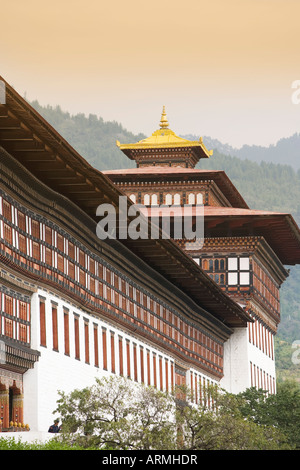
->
[29,100,300,379]
[198,150,300,219]
[31,101,139,171]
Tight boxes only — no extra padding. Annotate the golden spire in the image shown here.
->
[159,106,169,129]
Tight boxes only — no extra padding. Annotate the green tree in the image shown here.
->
[176,385,289,450]
[53,378,291,450]
[54,376,176,450]
[237,381,300,449]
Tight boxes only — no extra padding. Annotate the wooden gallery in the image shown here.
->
[0,80,300,434]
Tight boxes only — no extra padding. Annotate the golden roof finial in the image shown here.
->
[159,106,169,129]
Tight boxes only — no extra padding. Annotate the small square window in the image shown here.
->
[240,258,250,270]
[228,258,238,270]
[240,272,250,285]
[228,272,238,285]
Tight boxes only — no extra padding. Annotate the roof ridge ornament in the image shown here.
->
[159,106,169,129]
[116,106,213,167]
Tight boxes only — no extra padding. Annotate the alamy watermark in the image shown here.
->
[96,196,204,249]
[291,80,300,104]
[0,80,6,104]
[0,340,5,364]
[292,340,300,365]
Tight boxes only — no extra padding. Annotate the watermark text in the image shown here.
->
[96,196,204,249]
[291,80,300,104]
[0,80,6,104]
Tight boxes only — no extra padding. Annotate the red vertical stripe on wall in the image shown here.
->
[119,336,123,376]
[40,300,46,347]
[94,325,99,367]
[147,350,151,386]
[85,322,90,364]
[111,332,115,373]
[126,340,131,378]
[153,354,157,388]
[165,359,169,392]
[102,328,107,370]
[133,343,138,381]
[140,347,144,384]
[74,317,80,360]
[159,356,163,390]
[64,311,70,356]
[52,305,58,351]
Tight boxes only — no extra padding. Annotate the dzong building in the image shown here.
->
[0,80,299,435]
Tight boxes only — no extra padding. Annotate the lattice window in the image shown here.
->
[19,301,28,321]
[3,223,12,244]
[228,257,250,285]
[68,242,75,260]
[68,261,75,279]
[57,254,64,272]
[32,241,40,260]
[45,247,52,265]
[19,324,27,343]
[19,234,27,254]
[45,226,52,244]
[3,200,12,221]
[4,318,13,338]
[4,295,13,315]
[18,211,26,231]
[31,220,40,239]
[57,233,64,252]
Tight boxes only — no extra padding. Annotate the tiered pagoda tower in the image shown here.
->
[105,108,300,394]
[116,106,213,170]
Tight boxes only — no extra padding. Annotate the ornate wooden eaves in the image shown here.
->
[103,167,250,209]
[145,205,300,266]
[0,87,118,221]
[0,337,40,374]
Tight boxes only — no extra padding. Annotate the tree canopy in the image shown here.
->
[53,376,296,450]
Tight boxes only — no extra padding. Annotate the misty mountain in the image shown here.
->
[30,100,142,171]
[183,133,300,171]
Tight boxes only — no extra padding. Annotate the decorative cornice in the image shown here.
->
[0,336,40,373]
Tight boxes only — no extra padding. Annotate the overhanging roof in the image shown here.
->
[116,130,212,159]
[0,76,250,328]
[115,106,213,161]
[103,166,249,209]
[203,206,300,266]
[143,205,300,266]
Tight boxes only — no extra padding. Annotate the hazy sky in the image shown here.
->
[1,0,300,147]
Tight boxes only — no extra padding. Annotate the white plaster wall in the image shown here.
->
[248,341,276,392]
[220,326,276,394]
[220,327,250,394]
[23,289,175,432]
[23,289,278,432]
